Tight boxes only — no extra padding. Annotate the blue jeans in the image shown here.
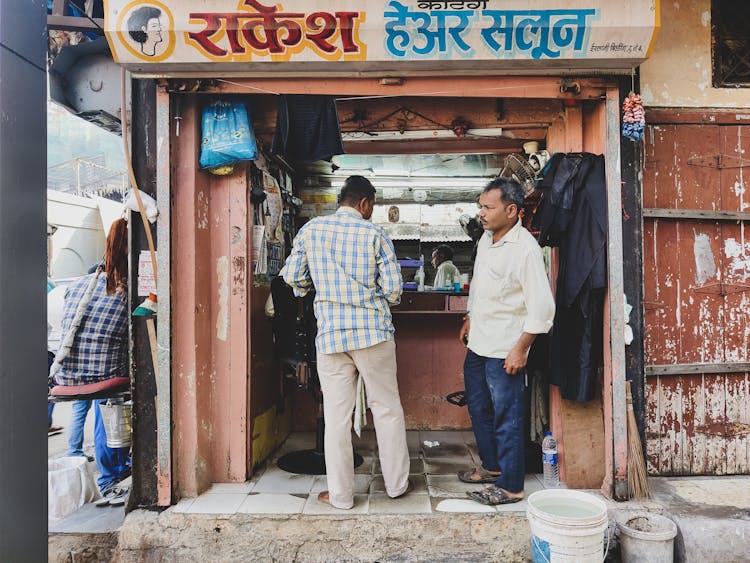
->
[94,400,131,492]
[463,349,526,493]
[67,400,92,456]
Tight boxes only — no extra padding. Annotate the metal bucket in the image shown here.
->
[100,400,132,448]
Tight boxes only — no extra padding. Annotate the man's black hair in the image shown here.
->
[482,177,525,209]
[432,244,454,261]
[339,175,376,205]
[127,6,161,44]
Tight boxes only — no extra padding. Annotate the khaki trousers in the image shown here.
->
[316,339,410,509]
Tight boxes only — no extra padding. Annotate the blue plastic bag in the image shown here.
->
[199,99,258,170]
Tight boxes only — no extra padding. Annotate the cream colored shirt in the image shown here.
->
[433,260,461,290]
[467,219,555,359]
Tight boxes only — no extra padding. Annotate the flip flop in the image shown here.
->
[467,485,524,506]
[457,468,500,484]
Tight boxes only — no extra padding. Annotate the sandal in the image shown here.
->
[457,467,500,484]
[467,485,524,506]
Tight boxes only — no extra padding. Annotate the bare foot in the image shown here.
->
[317,491,331,506]
[498,487,524,500]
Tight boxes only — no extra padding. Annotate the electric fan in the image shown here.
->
[500,153,538,196]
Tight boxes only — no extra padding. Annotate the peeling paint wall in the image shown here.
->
[640,0,750,108]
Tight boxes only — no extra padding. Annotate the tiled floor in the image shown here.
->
[172,430,548,516]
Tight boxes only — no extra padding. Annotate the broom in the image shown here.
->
[626,381,650,499]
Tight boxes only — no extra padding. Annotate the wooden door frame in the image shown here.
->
[159,75,629,501]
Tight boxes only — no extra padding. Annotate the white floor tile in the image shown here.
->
[277,432,316,454]
[371,474,427,495]
[311,474,372,494]
[252,466,316,494]
[302,493,369,515]
[354,456,375,475]
[170,498,195,513]
[205,482,255,494]
[524,475,544,495]
[461,431,477,445]
[185,493,247,514]
[420,430,466,446]
[406,430,421,451]
[494,499,528,513]
[369,493,432,514]
[237,493,306,514]
[373,457,424,475]
[434,498,496,513]
[427,475,485,497]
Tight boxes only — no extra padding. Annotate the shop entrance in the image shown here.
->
[168,76,618,498]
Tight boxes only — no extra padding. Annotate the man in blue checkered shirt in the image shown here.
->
[283,175,411,509]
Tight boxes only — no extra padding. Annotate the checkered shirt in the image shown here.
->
[54,273,129,385]
[282,206,402,354]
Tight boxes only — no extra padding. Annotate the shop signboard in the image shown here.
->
[104,0,659,72]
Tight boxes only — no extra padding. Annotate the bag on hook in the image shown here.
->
[199,99,258,170]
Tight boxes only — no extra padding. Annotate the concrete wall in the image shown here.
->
[641,0,750,108]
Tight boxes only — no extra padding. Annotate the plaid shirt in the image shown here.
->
[55,273,129,385]
[282,206,402,354]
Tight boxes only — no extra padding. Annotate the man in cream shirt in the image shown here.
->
[458,178,555,505]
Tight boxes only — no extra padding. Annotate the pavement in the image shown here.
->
[48,400,96,459]
[47,430,750,562]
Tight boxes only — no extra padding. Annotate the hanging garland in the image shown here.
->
[622,92,645,141]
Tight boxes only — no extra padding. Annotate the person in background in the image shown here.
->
[63,261,103,460]
[282,175,411,510]
[431,244,461,290]
[47,349,62,436]
[458,178,555,505]
[51,219,132,506]
[47,281,64,436]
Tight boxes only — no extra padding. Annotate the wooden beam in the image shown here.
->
[343,138,521,155]
[212,76,610,100]
[645,108,750,125]
[47,15,104,32]
[643,208,750,221]
[604,86,629,501]
[51,0,65,16]
[646,363,750,376]
[155,86,172,507]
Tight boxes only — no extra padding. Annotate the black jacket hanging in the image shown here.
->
[535,153,607,402]
[270,95,344,162]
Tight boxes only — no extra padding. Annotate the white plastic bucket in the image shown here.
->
[617,513,677,563]
[526,489,609,563]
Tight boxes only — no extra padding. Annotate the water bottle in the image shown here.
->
[542,431,560,488]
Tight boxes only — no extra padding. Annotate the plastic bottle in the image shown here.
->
[542,431,560,488]
[416,255,425,292]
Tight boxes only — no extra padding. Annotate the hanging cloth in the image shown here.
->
[271,95,344,162]
[536,153,608,402]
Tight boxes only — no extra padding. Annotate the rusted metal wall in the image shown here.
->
[643,121,750,475]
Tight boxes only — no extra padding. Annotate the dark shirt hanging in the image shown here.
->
[271,95,345,162]
[534,153,608,402]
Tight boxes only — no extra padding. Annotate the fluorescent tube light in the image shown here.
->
[341,128,503,141]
